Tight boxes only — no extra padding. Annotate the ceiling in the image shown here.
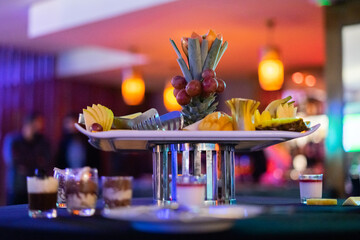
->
[0,0,325,89]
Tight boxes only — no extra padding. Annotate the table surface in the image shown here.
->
[1,196,360,240]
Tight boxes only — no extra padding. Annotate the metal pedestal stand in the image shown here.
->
[152,143,236,205]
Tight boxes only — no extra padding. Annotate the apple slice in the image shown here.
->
[92,104,106,129]
[97,104,113,131]
[87,106,100,123]
[83,109,98,131]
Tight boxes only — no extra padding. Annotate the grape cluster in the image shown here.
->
[171,69,226,106]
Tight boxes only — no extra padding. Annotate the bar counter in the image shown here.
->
[1,196,360,240]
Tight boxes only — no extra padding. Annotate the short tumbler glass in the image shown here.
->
[101,176,133,209]
[65,167,98,216]
[53,168,66,208]
[176,175,206,208]
[299,174,323,204]
[27,176,58,218]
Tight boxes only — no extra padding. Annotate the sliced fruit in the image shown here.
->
[226,98,260,131]
[198,112,233,131]
[92,104,106,129]
[205,29,217,51]
[276,103,297,119]
[342,196,360,206]
[121,112,142,119]
[83,109,99,131]
[264,96,292,118]
[86,106,100,123]
[256,118,309,132]
[306,199,337,205]
[97,104,114,131]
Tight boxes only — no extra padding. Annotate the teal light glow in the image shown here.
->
[343,114,360,152]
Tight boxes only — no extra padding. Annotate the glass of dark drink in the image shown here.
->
[65,167,98,216]
[101,176,133,210]
[27,175,58,218]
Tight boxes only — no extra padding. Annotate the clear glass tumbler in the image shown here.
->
[176,175,206,208]
[65,167,98,216]
[299,174,323,204]
[101,176,133,210]
[27,176,58,218]
[53,168,66,208]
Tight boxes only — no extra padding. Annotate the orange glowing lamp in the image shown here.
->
[121,69,145,106]
[258,46,284,91]
[163,82,181,112]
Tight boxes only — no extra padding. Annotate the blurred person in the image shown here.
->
[55,113,101,171]
[2,112,52,205]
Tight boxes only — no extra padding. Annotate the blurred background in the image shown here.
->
[0,0,359,205]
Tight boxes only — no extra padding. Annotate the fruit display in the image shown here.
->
[81,96,309,133]
[254,96,309,132]
[82,104,114,132]
[170,29,228,126]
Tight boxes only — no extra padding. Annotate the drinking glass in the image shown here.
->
[27,176,58,218]
[101,176,133,209]
[176,175,206,207]
[53,168,66,208]
[65,167,98,216]
[299,174,323,204]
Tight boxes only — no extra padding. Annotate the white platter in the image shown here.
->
[75,123,320,151]
[102,205,264,233]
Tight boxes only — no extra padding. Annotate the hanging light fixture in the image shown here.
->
[258,19,284,91]
[121,68,145,105]
[163,81,181,112]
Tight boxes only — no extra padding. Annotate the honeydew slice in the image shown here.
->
[342,197,360,206]
[306,199,337,205]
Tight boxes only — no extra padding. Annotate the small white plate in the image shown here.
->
[102,205,264,233]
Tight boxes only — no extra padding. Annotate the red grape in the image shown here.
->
[202,77,218,93]
[171,76,187,89]
[173,88,181,97]
[202,69,216,79]
[90,123,103,132]
[216,78,226,93]
[185,80,202,97]
[176,89,191,105]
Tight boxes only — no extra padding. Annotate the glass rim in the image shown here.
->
[176,175,206,184]
[299,174,323,180]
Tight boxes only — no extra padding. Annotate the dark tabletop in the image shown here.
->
[1,196,360,240]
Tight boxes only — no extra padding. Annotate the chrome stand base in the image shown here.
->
[152,143,236,205]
